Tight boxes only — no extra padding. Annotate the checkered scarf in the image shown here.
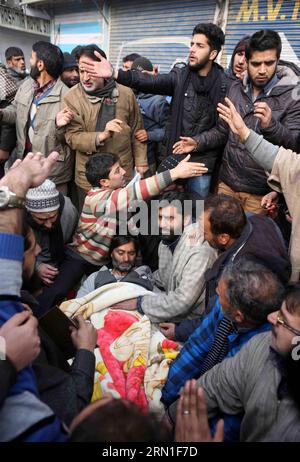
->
[0,64,17,102]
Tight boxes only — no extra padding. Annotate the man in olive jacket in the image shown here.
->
[0,41,73,194]
[63,45,148,210]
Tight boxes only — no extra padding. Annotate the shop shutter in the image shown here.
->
[109,0,217,72]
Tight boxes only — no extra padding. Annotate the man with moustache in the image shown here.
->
[108,190,217,323]
[0,41,74,194]
[60,52,79,88]
[5,46,28,86]
[76,236,153,298]
[79,23,230,198]
[167,284,300,442]
[63,44,148,211]
[172,30,300,213]
[25,179,78,310]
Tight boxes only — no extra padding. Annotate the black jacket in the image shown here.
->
[195,65,300,195]
[117,66,230,172]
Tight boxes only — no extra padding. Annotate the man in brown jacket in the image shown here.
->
[63,45,148,209]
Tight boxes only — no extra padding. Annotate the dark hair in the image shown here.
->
[221,259,285,324]
[69,399,171,442]
[71,45,82,62]
[159,190,192,216]
[284,284,300,315]
[205,194,247,239]
[5,47,24,60]
[245,29,282,60]
[32,41,64,79]
[192,23,225,53]
[109,235,139,256]
[122,53,141,63]
[78,44,107,62]
[85,153,119,187]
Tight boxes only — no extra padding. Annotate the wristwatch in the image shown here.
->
[0,186,26,209]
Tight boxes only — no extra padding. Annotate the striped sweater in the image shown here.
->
[69,170,171,265]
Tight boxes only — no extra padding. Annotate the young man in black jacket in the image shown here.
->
[79,23,231,198]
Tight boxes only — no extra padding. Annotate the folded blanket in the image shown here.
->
[60,282,179,413]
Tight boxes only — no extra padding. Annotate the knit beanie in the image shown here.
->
[26,179,60,213]
[62,52,78,71]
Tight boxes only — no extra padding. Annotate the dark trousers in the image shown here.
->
[36,252,99,317]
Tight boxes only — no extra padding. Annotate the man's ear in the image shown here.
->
[99,178,109,188]
[234,309,245,324]
[37,59,45,71]
[209,49,218,61]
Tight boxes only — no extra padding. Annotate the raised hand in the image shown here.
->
[173,137,197,154]
[170,154,208,181]
[56,107,74,128]
[98,119,124,143]
[80,52,113,79]
[0,151,59,197]
[217,97,250,142]
[175,379,224,442]
[254,102,272,129]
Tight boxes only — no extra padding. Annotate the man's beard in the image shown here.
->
[188,56,210,72]
[30,63,41,80]
[111,257,135,273]
[249,69,276,88]
[29,216,59,234]
[160,228,181,242]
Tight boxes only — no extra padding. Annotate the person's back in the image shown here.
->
[203,195,291,310]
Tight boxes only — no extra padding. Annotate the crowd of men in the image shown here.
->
[0,21,300,443]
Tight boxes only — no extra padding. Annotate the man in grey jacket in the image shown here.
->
[109,190,217,323]
[0,41,74,193]
[217,96,300,281]
[167,285,300,442]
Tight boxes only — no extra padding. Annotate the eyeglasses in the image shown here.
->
[276,313,300,336]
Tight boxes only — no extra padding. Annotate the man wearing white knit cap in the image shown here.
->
[26,179,78,310]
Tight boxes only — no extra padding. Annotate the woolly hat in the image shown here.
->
[132,56,153,72]
[62,52,78,71]
[26,179,60,213]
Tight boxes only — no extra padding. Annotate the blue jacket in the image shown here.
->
[162,297,271,406]
[0,233,67,442]
[136,93,169,165]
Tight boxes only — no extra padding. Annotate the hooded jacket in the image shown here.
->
[195,65,300,195]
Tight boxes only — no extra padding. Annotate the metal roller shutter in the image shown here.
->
[109,0,217,72]
[223,0,300,67]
